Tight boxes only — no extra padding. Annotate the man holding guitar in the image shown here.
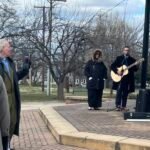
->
[110,46,143,111]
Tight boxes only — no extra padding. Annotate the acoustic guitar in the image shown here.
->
[111,58,144,82]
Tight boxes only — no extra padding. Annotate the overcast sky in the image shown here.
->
[16,0,145,23]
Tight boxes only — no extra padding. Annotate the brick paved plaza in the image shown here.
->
[10,100,150,150]
[54,100,150,140]
[11,110,87,150]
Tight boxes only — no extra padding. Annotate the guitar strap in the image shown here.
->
[122,55,128,66]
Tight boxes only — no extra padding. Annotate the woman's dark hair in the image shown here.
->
[93,49,102,60]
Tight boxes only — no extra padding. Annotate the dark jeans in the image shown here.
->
[116,85,129,108]
[88,89,103,108]
[2,136,9,150]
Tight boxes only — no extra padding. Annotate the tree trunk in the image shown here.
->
[29,68,32,86]
[57,82,65,100]
[64,76,70,93]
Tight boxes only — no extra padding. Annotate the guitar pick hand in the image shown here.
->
[117,70,124,76]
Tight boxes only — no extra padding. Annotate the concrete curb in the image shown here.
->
[40,106,150,150]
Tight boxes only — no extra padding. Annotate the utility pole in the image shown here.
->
[47,0,67,96]
[35,0,66,94]
[42,6,46,92]
[47,0,53,96]
[34,6,50,92]
[141,0,150,88]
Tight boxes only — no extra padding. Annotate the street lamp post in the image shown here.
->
[140,0,150,88]
[135,0,150,114]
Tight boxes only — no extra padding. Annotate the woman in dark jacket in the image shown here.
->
[84,49,107,110]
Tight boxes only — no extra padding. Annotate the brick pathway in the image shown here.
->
[54,100,150,140]
[11,110,87,150]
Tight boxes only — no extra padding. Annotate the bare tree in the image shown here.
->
[0,1,18,38]
[23,19,89,99]
[6,1,92,100]
[2,0,147,98]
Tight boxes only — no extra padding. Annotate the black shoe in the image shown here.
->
[94,107,100,110]
[115,106,121,111]
[121,107,129,112]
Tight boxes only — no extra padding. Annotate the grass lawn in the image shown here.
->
[65,87,138,99]
[20,85,57,101]
[20,85,138,101]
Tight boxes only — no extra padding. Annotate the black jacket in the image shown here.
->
[0,57,30,136]
[111,55,138,93]
[84,59,107,90]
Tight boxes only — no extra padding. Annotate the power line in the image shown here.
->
[101,0,127,17]
[86,0,128,24]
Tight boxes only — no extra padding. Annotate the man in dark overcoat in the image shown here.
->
[111,46,139,111]
[0,39,31,150]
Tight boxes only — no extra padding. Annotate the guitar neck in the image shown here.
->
[126,62,137,70]
[124,58,144,71]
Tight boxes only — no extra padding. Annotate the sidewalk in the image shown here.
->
[11,109,87,150]
[13,100,150,150]
[21,101,66,110]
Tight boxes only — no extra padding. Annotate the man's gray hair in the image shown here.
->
[0,39,9,53]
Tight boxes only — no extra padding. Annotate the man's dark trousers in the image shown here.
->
[116,85,129,108]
